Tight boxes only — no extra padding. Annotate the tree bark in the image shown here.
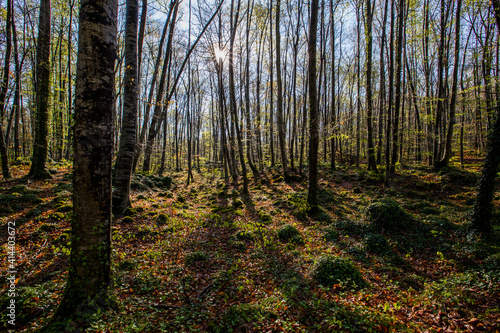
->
[437,0,461,169]
[308,0,320,206]
[365,0,377,172]
[470,0,500,234]
[28,0,52,179]
[113,0,138,214]
[51,0,117,322]
[0,0,12,178]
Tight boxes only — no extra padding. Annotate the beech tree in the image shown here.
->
[28,0,52,180]
[50,0,117,324]
[113,0,139,214]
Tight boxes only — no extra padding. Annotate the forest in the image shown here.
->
[1,0,500,331]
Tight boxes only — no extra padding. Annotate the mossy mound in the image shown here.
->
[366,199,412,231]
[122,216,134,224]
[277,224,304,244]
[231,198,244,208]
[258,210,273,223]
[364,233,391,256]
[157,213,168,224]
[311,255,366,287]
[185,251,209,265]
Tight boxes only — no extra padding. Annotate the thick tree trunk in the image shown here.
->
[51,0,117,322]
[470,0,500,234]
[113,0,138,215]
[28,0,52,179]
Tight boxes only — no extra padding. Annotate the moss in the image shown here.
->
[122,216,134,224]
[311,255,366,287]
[364,233,391,255]
[118,259,137,271]
[38,223,58,232]
[157,213,168,224]
[235,230,254,241]
[56,204,73,212]
[49,212,66,221]
[277,224,304,244]
[366,199,412,231]
[123,207,137,217]
[185,251,209,264]
[258,210,273,223]
[323,228,339,242]
[231,198,244,208]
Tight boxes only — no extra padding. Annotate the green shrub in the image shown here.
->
[185,251,209,264]
[364,233,391,255]
[277,224,304,244]
[366,199,412,230]
[311,255,366,287]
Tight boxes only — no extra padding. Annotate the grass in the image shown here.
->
[1,160,499,332]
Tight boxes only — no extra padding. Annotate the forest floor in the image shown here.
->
[1,158,500,332]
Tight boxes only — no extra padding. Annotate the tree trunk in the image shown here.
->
[365,0,377,171]
[307,0,320,206]
[113,0,138,215]
[470,0,500,234]
[437,0,461,169]
[229,0,248,193]
[0,0,12,178]
[28,0,52,180]
[51,0,117,322]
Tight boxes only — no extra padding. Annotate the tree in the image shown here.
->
[470,0,500,234]
[113,0,139,214]
[276,0,289,179]
[308,0,320,207]
[0,0,13,179]
[364,0,377,172]
[28,0,52,180]
[50,0,117,323]
[437,0,462,169]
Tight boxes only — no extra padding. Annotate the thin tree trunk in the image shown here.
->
[308,0,320,206]
[365,0,377,171]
